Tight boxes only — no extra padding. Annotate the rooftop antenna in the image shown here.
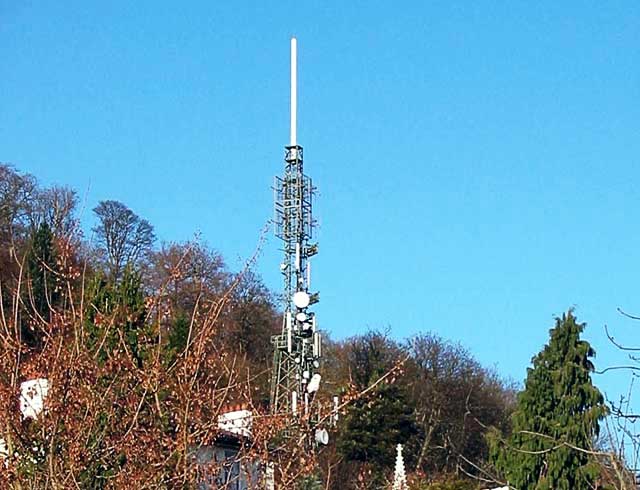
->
[270,38,323,443]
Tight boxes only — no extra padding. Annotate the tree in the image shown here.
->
[336,331,420,488]
[297,474,324,490]
[92,200,155,281]
[22,222,59,350]
[223,271,279,363]
[37,185,78,239]
[407,333,515,477]
[0,165,39,297]
[147,240,227,319]
[490,310,607,490]
[85,266,148,368]
[599,308,640,489]
[165,313,190,366]
[0,164,38,239]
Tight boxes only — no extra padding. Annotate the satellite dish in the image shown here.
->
[296,312,307,322]
[315,428,329,445]
[307,373,321,393]
[293,291,310,309]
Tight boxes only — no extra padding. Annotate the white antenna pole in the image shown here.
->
[290,37,297,147]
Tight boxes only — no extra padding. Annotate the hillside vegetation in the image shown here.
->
[0,164,624,489]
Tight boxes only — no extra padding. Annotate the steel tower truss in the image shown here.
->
[270,144,322,419]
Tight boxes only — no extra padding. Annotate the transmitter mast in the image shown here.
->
[270,38,322,425]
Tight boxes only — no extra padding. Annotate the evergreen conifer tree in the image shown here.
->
[336,331,420,486]
[338,382,418,467]
[490,310,606,490]
[85,266,147,367]
[23,222,58,349]
[165,313,189,366]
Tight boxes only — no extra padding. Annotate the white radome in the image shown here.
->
[293,291,310,309]
[307,373,321,393]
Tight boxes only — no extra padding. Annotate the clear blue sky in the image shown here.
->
[2,2,640,403]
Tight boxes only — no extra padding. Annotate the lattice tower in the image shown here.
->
[270,38,322,423]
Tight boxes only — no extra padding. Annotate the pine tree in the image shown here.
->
[490,310,606,490]
[22,222,58,349]
[84,266,147,367]
[297,475,323,490]
[165,313,189,366]
[337,331,420,486]
[338,381,419,490]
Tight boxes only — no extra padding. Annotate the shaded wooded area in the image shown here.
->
[0,164,632,489]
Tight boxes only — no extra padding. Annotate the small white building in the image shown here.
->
[0,378,50,467]
[217,409,252,439]
[196,407,261,490]
[19,378,49,420]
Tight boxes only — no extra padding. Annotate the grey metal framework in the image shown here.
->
[270,144,322,419]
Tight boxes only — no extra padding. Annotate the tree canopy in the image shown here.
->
[92,200,155,281]
[490,310,607,490]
